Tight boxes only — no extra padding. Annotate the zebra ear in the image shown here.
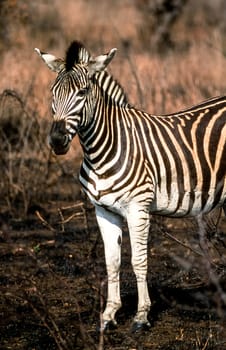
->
[34,48,64,73]
[88,48,117,76]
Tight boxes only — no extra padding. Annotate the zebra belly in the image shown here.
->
[86,189,131,218]
[85,185,224,218]
[151,186,226,217]
[80,167,225,218]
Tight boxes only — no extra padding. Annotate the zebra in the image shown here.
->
[35,41,226,332]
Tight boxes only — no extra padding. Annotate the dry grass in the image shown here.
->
[1,0,226,107]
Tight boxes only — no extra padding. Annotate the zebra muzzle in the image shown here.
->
[49,122,71,155]
[49,133,70,155]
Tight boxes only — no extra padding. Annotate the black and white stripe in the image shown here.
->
[79,94,225,217]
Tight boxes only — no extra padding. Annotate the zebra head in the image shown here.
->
[35,41,117,155]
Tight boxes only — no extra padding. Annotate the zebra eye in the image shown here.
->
[77,88,88,97]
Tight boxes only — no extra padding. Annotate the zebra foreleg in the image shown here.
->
[95,205,123,330]
[127,204,151,332]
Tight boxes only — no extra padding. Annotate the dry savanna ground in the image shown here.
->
[0,1,226,349]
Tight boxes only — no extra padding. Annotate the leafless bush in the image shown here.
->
[0,89,49,216]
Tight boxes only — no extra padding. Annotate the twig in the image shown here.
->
[50,272,97,349]
[27,294,67,350]
[60,202,84,210]
[162,229,204,257]
[35,210,55,232]
[58,208,65,232]
[59,201,89,233]
[195,330,211,350]
[59,212,84,224]
[5,290,67,350]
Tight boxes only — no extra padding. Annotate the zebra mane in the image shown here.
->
[65,41,90,71]
[95,70,130,107]
[65,41,130,106]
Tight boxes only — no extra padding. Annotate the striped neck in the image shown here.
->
[78,85,125,170]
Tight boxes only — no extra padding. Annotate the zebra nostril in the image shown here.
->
[49,133,64,146]
[62,134,69,146]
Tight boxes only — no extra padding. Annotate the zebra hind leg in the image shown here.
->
[127,203,151,332]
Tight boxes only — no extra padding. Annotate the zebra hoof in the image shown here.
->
[99,320,117,333]
[131,321,151,333]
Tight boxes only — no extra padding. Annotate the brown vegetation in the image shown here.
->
[0,1,226,349]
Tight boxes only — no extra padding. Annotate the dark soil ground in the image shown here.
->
[0,175,226,350]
